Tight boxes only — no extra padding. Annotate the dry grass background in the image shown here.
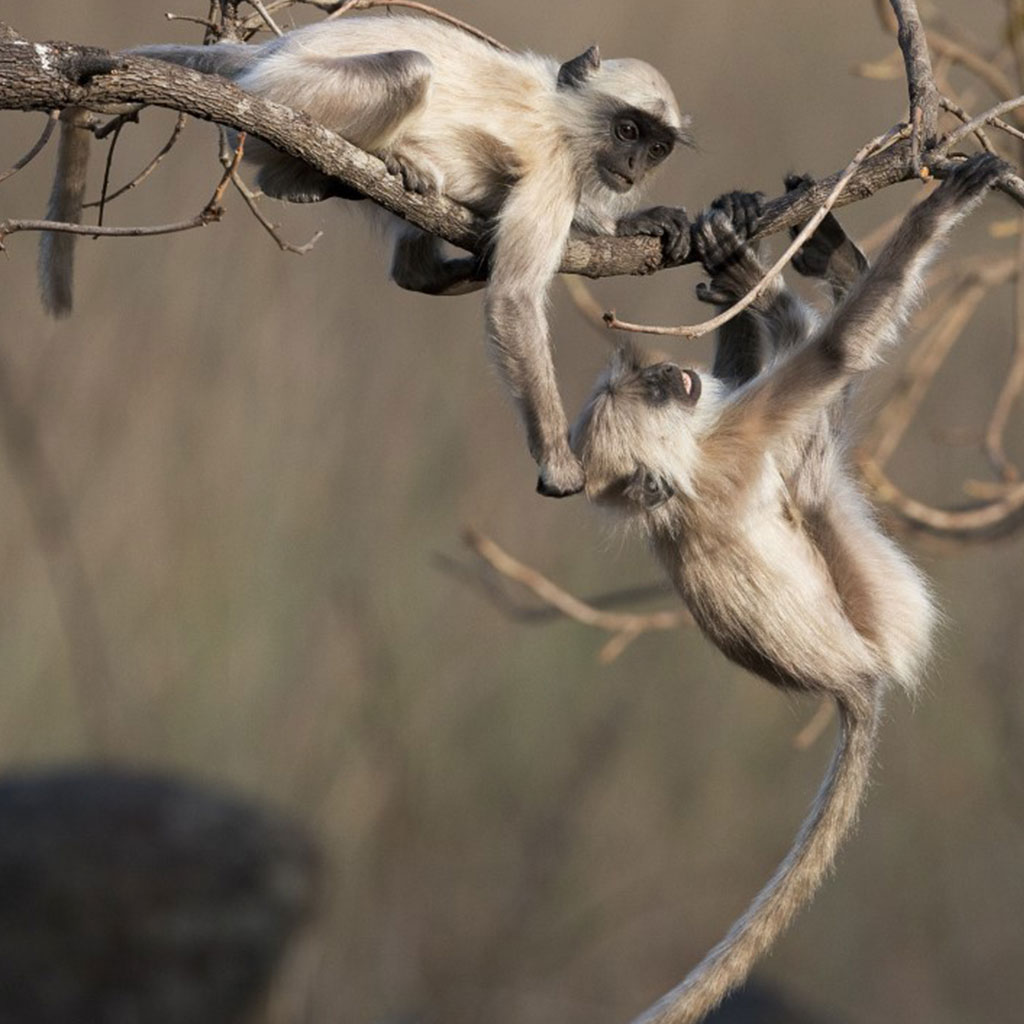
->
[1,2,1023,1021]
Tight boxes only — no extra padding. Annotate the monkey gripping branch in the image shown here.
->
[2,4,1017,280]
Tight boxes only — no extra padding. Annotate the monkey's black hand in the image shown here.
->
[616,206,691,265]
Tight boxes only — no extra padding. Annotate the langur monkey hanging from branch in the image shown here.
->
[569,153,1007,1024]
[38,13,692,497]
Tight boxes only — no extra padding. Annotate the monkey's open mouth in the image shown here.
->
[680,368,701,404]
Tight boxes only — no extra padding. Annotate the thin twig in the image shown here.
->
[941,94,1024,151]
[562,275,618,341]
[96,119,126,227]
[84,113,188,209]
[0,130,245,248]
[874,0,1020,107]
[250,0,285,36]
[984,213,1024,480]
[461,527,689,663]
[230,169,324,253]
[939,95,995,153]
[165,12,221,32]
[0,213,222,243]
[604,124,912,339]
[0,109,57,184]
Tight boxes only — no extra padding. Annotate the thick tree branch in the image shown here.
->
[0,27,933,280]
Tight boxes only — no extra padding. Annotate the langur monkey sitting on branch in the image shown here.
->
[569,154,1006,1023]
[39,14,692,497]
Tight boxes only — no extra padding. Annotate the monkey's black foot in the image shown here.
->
[616,206,691,265]
[935,153,1009,205]
[381,152,440,195]
[536,452,585,498]
[783,173,850,279]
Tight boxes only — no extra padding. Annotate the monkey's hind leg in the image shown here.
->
[695,192,813,387]
[238,49,436,204]
[390,228,489,296]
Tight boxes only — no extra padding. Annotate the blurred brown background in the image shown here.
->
[1,2,1022,1022]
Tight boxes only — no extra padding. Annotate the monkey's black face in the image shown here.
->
[597,107,677,193]
[639,362,701,407]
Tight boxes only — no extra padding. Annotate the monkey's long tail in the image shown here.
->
[632,691,880,1024]
[38,109,92,318]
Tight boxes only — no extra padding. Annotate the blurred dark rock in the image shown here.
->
[0,766,318,1024]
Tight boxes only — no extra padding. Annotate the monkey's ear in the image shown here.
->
[624,465,674,511]
[557,45,601,89]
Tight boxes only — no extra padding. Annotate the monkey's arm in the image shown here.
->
[485,170,583,496]
[716,155,1006,452]
[693,193,812,388]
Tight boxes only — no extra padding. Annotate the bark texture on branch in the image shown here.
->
[0,29,924,279]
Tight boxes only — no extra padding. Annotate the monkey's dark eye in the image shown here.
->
[615,120,640,142]
[649,141,669,162]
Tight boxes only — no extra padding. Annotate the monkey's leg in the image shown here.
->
[784,173,868,303]
[827,154,1006,374]
[238,49,436,203]
[694,192,812,387]
[389,229,488,296]
[727,155,1007,445]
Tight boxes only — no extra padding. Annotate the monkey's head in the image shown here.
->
[557,46,691,200]
[570,343,712,516]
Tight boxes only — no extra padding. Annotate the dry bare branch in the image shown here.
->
[461,528,690,664]
[0,108,57,184]
[984,215,1024,480]
[83,112,189,209]
[0,127,244,247]
[0,19,974,281]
